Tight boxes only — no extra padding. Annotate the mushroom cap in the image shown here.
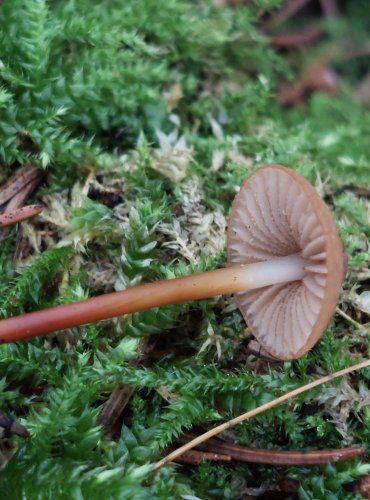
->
[227,164,346,360]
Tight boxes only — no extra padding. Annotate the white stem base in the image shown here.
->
[238,253,306,290]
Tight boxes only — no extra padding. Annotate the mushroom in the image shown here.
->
[0,165,346,359]
[227,165,346,358]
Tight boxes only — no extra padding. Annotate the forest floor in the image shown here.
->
[1,1,370,498]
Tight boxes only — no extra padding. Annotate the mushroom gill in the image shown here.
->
[228,165,344,359]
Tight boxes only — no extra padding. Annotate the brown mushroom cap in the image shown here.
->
[227,164,346,360]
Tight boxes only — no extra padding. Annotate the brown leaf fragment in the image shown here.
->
[99,384,135,435]
[4,176,41,212]
[0,166,41,206]
[353,475,370,499]
[0,205,43,228]
[0,166,43,242]
[277,63,338,107]
[162,82,183,112]
[99,337,154,436]
[0,411,30,438]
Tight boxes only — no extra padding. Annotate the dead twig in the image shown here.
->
[0,205,43,229]
[2,172,42,213]
[0,166,43,242]
[173,449,231,465]
[0,166,41,206]
[152,359,370,472]
[99,384,136,436]
[99,337,154,436]
[180,433,363,465]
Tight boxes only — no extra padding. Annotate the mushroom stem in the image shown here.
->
[0,254,306,343]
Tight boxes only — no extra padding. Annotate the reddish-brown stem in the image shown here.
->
[0,266,255,342]
[0,205,43,228]
[0,255,305,343]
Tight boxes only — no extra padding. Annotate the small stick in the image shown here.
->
[0,205,43,228]
[99,338,154,436]
[152,359,370,472]
[0,166,41,206]
[0,167,43,242]
[180,434,363,466]
[3,175,42,215]
[173,449,231,465]
[99,385,135,434]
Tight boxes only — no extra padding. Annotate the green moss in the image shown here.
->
[1,0,370,498]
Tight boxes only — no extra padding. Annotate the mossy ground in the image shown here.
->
[1,1,370,498]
